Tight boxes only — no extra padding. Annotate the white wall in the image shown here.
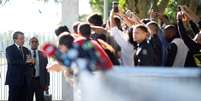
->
[61,0,79,101]
[62,0,79,32]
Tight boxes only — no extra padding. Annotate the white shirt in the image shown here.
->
[31,49,40,77]
[15,43,25,59]
[171,38,189,67]
[110,27,135,66]
[15,43,21,50]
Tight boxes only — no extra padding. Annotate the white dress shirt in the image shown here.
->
[15,43,22,50]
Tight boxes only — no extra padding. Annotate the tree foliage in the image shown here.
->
[164,0,178,23]
[90,0,201,23]
[89,0,103,13]
[89,0,113,13]
[125,0,200,23]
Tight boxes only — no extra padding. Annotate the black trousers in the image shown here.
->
[8,84,29,101]
[29,77,44,101]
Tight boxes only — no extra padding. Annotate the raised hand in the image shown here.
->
[181,5,200,23]
[26,54,35,64]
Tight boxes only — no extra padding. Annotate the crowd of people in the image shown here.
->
[5,4,201,101]
[54,5,201,68]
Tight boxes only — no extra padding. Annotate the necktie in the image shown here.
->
[19,46,24,60]
[33,50,36,58]
[33,50,36,76]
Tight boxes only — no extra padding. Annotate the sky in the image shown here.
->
[79,0,92,15]
[0,0,92,32]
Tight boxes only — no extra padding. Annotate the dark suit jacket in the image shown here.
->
[5,44,34,86]
[37,50,49,86]
[134,40,158,66]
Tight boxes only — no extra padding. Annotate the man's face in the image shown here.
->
[30,38,39,50]
[164,28,175,42]
[133,28,146,43]
[15,34,24,46]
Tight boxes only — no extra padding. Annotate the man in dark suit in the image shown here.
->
[5,31,35,101]
[29,37,49,101]
[133,25,158,66]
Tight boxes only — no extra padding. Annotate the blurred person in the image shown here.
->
[45,34,75,87]
[91,23,120,65]
[75,23,113,70]
[87,13,121,57]
[55,25,70,37]
[176,9,200,67]
[163,25,196,67]
[73,22,80,34]
[5,31,34,101]
[159,14,170,28]
[179,5,201,37]
[146,21,163,66]
[149,9,170,28]
[29,37,49,101]
[58,34,74,54]
[127,27,137,47]
[87,13,103,27]
[180,5,201,29]
[110,10,135,66]
[95,34,120,65]
[133,25,158,66]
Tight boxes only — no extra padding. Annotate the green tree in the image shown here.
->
[89,0,113,14]
[125,0,201,23]
[164,0,177,23]
[89,0,201,23]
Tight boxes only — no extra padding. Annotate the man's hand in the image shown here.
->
[64,69,74,87]
[46,61,66,72]
[42,85,49,91]
[181,5,200,23]
[26,56,35,64]
[149,9,159,21]
[176,11,183,21]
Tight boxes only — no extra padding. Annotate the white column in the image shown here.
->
[103,0,108,23]
[62,0,79,32]
[61,0,79,101]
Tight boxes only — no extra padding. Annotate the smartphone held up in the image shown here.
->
[112,1,119,13]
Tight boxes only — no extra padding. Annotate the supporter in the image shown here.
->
[87,13,121,57]
[133,24,158,66]
[55,25,70,37]
[74,23,113,70]
[163,25,196,67]
[146,21,163,66]
[110,9,135,66]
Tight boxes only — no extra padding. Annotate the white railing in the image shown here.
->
[0,32,62,101]
[0,52,62,101]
